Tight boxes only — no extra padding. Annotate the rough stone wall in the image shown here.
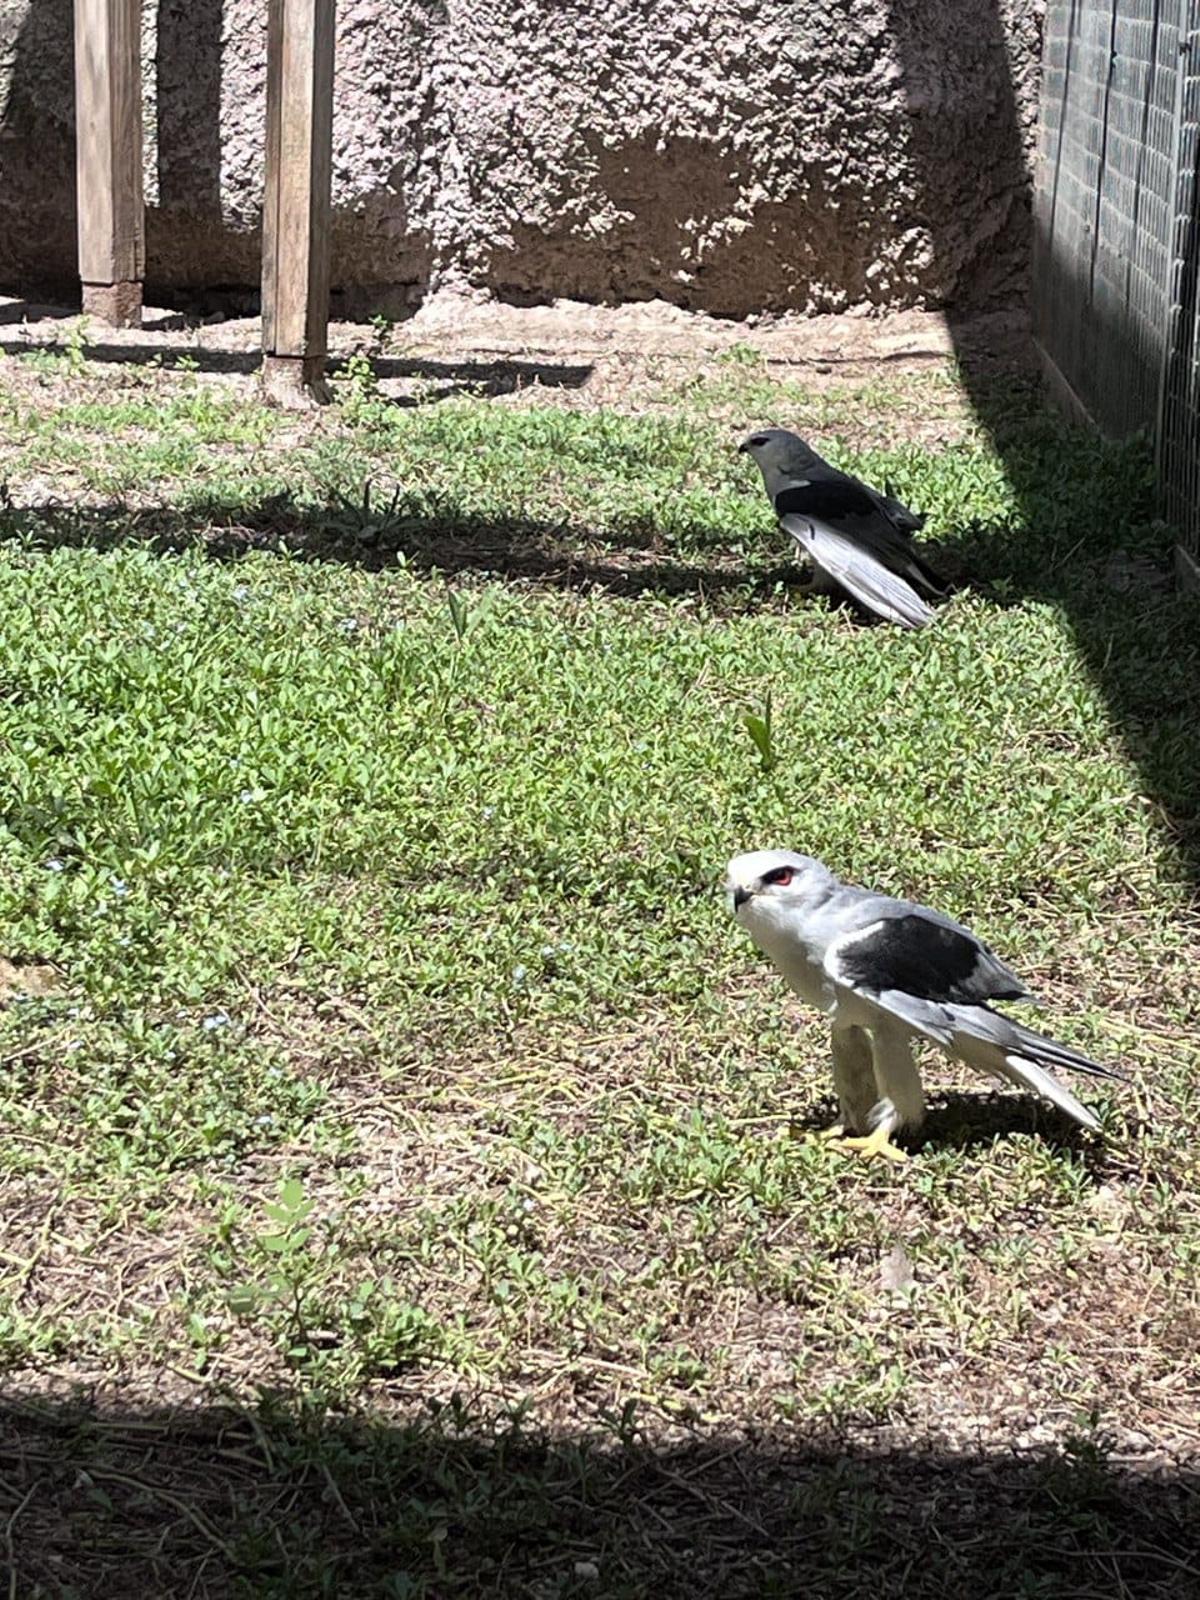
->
[0,1,1042,316]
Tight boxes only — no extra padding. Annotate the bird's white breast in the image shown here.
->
[737,905,835,1013]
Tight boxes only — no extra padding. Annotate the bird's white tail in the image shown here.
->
[996,1052,1102,1132]
[781,516,936,630]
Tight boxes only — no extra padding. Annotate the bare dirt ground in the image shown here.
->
[0,288,1029,415]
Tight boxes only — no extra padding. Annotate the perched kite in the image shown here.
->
[739,428,946,629]
[726,849,1125,1162]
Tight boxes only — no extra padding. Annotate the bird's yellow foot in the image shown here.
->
[815,1122,847,1142]
[831,1126,909,1164]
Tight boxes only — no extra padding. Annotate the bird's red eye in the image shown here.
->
[763,866,794,887]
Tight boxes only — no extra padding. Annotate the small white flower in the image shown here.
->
[202,1011,231,1031]
[44,858,65,872]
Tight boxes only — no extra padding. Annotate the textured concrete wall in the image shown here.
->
[0,1,1042,316]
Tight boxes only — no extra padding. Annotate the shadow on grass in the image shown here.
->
[0,333,594,396]
[0,299,81,328]
[795,1090,1116,1169]
[915,1090,1113,1161]
[0,492,812,610]
[2,1393,1196,1597]
[1,483,1100,633]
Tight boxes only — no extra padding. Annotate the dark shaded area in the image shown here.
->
[0,300,78,328]
[796,1086,1122,1166]
[0,492,805,608]
[155,0,223,219]
[887,2,1200,890]
[0,336,594,395]
[3,449,1112,626]
[911,1089,1131,1161]
[0,0,77,298]
[1,1394,1196,1597]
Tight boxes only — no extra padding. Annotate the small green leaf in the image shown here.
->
[446,588,468,642]
[742,690,776,771]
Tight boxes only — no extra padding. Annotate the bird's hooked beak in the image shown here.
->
[730,883,753,911]
[736,440,750,454]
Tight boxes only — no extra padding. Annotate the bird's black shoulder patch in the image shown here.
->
[836,915,1023,1004]
[774,478,879,523]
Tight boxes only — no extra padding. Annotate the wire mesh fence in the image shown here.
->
[1034,1,1200,557]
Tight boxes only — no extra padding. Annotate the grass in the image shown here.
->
[0,325,1198,1596]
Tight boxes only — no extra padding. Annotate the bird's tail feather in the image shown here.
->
[1004,1017,1128,1082]
[782,516,936,630]
[995,1052,1103,1132]
[903,546,950,600]
[871,994,1122,1133]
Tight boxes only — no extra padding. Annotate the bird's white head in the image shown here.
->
[737,428,817,491]
[725,849,835,932]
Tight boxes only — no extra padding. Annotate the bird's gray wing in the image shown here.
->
[781,515,936,629]
[878,483,926,534]
[797,447,923,533]
[774,475,918,561]
[941,1002,1127,1081]
[822,916,1125,1132]
[774,474,946,600]
[828,904,1031,1005]
[825,911,1123,1080]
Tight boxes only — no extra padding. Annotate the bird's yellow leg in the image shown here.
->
[831,1125,910,1164]
[815,1122,847,1141]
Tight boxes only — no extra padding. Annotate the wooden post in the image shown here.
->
[74,0,145,328]
[261,0,335,407]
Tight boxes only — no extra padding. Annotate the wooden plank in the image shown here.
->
[1032,336,1103,433]
[261,0,335,406]
[1175,543,1200,595]
[74,0,144,327]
